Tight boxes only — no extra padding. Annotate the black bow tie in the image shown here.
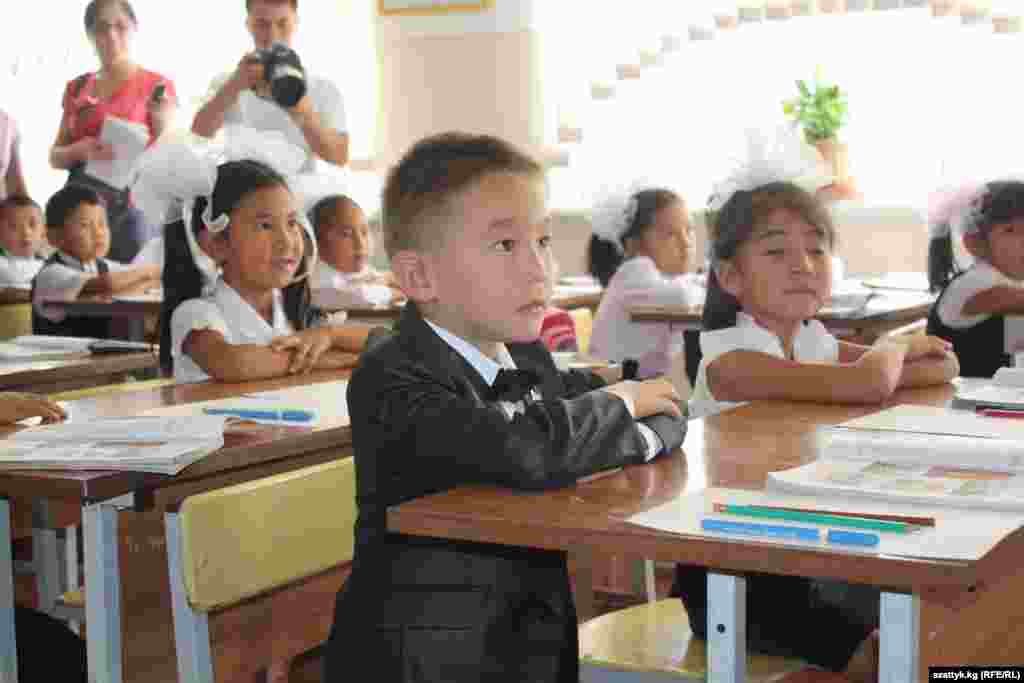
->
[487,368,542,403]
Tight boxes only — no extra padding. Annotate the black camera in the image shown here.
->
[253,43,307,108]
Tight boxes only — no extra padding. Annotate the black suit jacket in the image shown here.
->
[324,303,686,683]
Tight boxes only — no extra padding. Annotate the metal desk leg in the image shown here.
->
[707,572,747,683]
[880,590,919,683]
[0,500,17,683]
[30,501,60,614]
[83,503,121,683]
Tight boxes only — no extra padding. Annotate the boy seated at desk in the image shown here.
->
[323,132,687,683]
[31,184,160,338]
[309,193,403,309]
[0,195,46,288]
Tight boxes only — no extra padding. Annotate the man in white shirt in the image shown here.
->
[191,0,349,172]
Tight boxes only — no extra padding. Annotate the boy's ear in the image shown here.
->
[715,260,744,299]
[963,232,988,262]
[390,249,437,304]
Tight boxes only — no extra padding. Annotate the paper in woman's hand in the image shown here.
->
[85,116,150,190]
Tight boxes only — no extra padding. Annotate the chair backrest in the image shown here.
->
[0,303,32,340]
[178,457,356,613]
[569,307,594,354]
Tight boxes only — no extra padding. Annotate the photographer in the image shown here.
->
[191,0,349,172]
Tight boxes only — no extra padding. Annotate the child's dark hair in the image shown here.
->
[927,180,1024,293]
[309,194,361,241]
[587,188,681,287]
[704,181,835,330]
[159,160,323,374]
[84,0,137,34]
[382,131,544,257]
[0,195,41,214]
[45,184,104,229]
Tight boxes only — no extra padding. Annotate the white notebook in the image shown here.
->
[84,116,150,190]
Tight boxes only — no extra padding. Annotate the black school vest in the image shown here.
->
[926,269,1008,378]
[31,253,112,339]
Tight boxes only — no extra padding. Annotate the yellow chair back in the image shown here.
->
[179,457,356,612]
[0,303,32,340]
[569,307,594,355]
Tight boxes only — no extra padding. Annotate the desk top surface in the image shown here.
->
[388,382,1023,592]
[0,351,158,387]
[0,368,353,505]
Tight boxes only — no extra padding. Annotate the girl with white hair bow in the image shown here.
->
[586,180,703,390]
[926,179,1024,378]
[133,126,369,382]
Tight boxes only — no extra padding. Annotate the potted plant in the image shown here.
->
[783,69,850,185]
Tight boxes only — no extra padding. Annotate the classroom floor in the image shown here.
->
[12,537,675,683]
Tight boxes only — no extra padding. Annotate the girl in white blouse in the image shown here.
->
[588,188,703,386]
[692,180,958,415]
[926,180,1024,377]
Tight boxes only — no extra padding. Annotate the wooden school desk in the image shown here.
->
[387,383,1024,682]
[0,367,356,683]
[42,295,160,343]
[629,290,934,342]
[0,351,158,394]
[0,290,29,307]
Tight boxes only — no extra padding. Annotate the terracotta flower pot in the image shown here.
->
[815,138,849,183]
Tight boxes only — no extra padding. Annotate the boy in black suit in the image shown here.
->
[323,132,687,683]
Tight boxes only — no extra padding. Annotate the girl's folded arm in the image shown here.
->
[961,285,1024,317]
[707,346,904,404]
[182,328,295,383]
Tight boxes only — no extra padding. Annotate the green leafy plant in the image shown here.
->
[782,71,849,144]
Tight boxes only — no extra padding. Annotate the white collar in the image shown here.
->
[211,278,291,339]
[424,319,515,386]
[57,250,98,272]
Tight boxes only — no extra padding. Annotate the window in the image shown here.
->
[541,4,1024,210]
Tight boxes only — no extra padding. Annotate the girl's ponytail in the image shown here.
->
[158,202,206,374]
[587,235,624,287]
[702,267,742,331]
[927,227,957,293]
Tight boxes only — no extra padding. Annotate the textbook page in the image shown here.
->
[833,404,1024,441]
[627,487,1024,561]
[0,416,227,474]
[956,370,1024,408]
[141,380,350,428]
[85,116,150,190]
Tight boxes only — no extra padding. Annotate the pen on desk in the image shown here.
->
[202,407,316,423]
[715,503,935,528]
[701,518,820,542]
[714,503,910,533]
[826,529,880,548]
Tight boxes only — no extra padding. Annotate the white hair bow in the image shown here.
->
[590,177,670,251]
[707,123,831,212]
[133,126,319,292]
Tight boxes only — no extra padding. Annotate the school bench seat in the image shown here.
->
[580,598,810,682]
[165,457,356,683]
[0,303,32,340]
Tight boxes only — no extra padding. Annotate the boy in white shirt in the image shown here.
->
[0,196,45,288]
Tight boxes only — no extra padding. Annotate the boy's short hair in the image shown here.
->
[246,0,297,11]
[0,195,41,214]
[45,185,104,230]
[381,132,544,257]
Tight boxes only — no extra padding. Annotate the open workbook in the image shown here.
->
[767,405,1024,512]
[0,416,227,475]
[954,368,1024,410]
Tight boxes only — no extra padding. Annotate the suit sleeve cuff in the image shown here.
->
[636,423,663,461]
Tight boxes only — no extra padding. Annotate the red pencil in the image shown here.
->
[978,408,1024,419]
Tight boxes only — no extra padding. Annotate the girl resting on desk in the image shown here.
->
[132,128,370,383]
[674,125,959,683]
[927,180,1024,377]
[588,184,704,391]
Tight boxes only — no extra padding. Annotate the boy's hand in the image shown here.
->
[0,393,67,425]
[270,328,335,375]
[229,52,266,96]
[602,378,683,420]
